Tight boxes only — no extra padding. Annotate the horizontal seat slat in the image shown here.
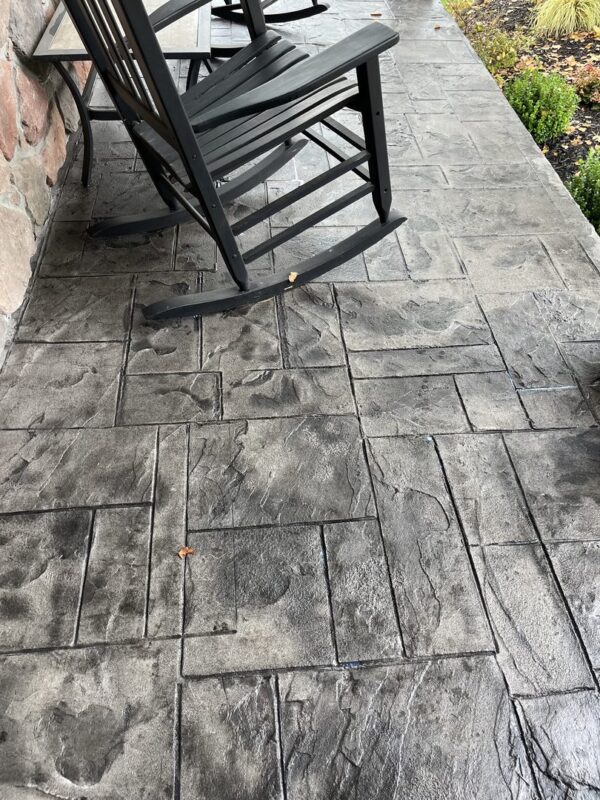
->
[196,51,316,147]
[182,30,281,102]
[206,84,359,177]
[201,79,348,157]
[184,40,303,116]
[193,23,399,133]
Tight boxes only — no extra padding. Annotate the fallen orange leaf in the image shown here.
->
[177,546,196,559]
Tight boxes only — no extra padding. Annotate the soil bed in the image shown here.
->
[461,0,600,181]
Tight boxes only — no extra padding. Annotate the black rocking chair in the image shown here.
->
[212,0,328,27]
[62,0,405,319]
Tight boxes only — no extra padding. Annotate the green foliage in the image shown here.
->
[574,63,600,105]
[534,0,600,35]
[568,147,600,231]
[440,0,474,30]
[471,26,532,77]
[504,69,579,143]
[440,0,533,81]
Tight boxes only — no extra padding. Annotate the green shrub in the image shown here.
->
[568,148,600,231]
[534,0,600,35]
[574,63,600,105]
[440,0,474,28]
[471,27,532,77]
[504,70,579,143]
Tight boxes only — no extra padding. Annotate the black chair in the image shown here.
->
[212,0,328,26]
[62,0,406,319]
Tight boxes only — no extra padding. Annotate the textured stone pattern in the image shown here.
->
[0,0,87,356]
[3,0,600,798]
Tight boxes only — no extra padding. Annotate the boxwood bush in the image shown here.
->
[568,148,600,232]
[504,70,578,144]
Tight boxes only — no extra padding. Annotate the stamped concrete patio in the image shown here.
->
[2,1,600,798]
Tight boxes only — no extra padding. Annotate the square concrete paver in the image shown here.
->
[3,0,600,795]
[0,642,178,799]
[506,429,600,541]
[183,526,334,675]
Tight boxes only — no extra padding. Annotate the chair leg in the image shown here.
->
[133,137,180,213]
[186,59,202,90]
[55,62,95,188]
[356,57,392,223]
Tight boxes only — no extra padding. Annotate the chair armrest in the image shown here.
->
[192,23,399,132]
[148,0,212,33]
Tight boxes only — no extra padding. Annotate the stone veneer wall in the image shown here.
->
[0,0,86,359]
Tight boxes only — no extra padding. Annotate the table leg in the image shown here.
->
[55,62,94,188]
[186,58,202,90]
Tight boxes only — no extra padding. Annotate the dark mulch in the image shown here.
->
[461,0,600,182]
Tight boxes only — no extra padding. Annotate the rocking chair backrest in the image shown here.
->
[63,0,203,161]
[63,0,253,289]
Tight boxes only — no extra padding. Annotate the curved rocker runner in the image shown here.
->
[61,0,406,319]
[212,0,329,26]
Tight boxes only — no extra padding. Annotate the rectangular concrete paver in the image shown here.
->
[17,275,133,342]
[187,417,374,529]
[472,543,594,695]
[78,506,151,644]
[0,341,122,429]
[0,427,156,513]
[337,280,492,351]
[118,372,220,425]
[356,375,469,435]
[279,284,346,368]
[323,520,403,662]
[437,433,537,546]
[280,658,536,800]
[349,343,504,379]
[0,510,91,652]
[128,272,200,375]
[222,367,355,419]
[181,676,281,800]
[183,530,236,635]
[146,424,187,638]
[517,691,600,799]
[519,386,595,429]
[368,436,493,656]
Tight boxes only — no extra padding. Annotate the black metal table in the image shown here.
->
[33,0,212,187]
